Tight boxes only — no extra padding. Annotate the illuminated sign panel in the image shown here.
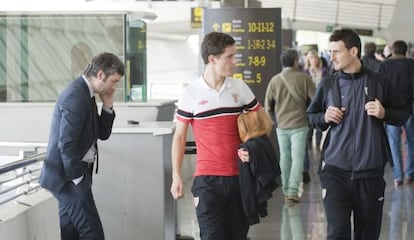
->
[203,8,282,104]
[191,7,203,28]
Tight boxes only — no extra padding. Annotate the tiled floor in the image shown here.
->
[177,148,414,240]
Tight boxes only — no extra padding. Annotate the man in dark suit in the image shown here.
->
[39,52,124,240]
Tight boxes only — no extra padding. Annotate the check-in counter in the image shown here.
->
[93,121,176,240]
[0,99,177,143]
[113,99,177,123]
[0,100,178,239]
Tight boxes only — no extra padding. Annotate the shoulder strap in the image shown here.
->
[331,72,341,107]
[365,69,377,102]
[279,74,306,104]
[411,59,414,99]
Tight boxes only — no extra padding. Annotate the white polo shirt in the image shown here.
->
[176,76,259,176]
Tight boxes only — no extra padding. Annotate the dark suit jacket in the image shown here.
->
[39,77,115,193]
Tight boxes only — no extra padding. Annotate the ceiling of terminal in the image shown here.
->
[1,0,404,40]
[145,0,401,40]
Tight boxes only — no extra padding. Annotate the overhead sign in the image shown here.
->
[354,28,373,36]
[326,25,334,32]
[203,8,282,104]
[191,7,203,29]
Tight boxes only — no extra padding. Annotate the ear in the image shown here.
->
[293,59,299,67]
[350,47,359,57]
[207,54,216,64]
[97,70,105,80]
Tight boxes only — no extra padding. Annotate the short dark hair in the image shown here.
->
[280,49,299,68]
[83,52,125,78]
[364,42,377,56]
[392,40,408,55]
[329,28,361,58]
[201,32,235,65]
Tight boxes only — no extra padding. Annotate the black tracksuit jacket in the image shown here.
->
[306,66,409,179]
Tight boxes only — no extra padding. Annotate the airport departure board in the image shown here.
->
[203,8,282,104]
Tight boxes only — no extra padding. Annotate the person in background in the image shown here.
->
[170,31,260,240]
[305,50,329,88]
[362,42,381,72]
[378,40,414,187]
[307,28,408,240]
[304,50,329,147]
[320,51,330,69]
[39,52,125,240]
[375,44,392,62]
[264,48,315,203]
[302,50,329,183]
[410,46,414,59]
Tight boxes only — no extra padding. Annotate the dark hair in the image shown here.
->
[280,49,299,68]
[364,42,377,56]
[329,28,361,58]
[201,32,235,65]
[83,52,125,78]
[392,40,408,55]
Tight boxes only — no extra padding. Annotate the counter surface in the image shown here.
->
[112,121,176,136]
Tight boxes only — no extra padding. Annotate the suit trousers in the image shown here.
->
[53,167,104,240]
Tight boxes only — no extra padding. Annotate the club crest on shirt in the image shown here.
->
[232,93,239,103]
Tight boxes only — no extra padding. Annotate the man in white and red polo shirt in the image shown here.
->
[170,32,260,240]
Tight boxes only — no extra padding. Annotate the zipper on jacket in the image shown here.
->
[350,74,357,180]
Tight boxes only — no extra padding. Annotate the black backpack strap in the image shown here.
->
[365,69,377,102]
[331,72,341,107]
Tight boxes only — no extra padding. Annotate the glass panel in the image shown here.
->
[125,18,147,102]
[0,14,125,102]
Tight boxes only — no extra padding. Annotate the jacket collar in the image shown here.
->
[338,66,367,80]
[389,54,407,60]
[81,75,94,97]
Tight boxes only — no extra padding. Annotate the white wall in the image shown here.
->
[147,37,199,100]
[386,0,414,43]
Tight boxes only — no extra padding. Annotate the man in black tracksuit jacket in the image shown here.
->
[306,29,409,240]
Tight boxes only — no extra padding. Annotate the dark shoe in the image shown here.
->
[394,179,403,188]
[405,177,414,185]
[302,171,311,184]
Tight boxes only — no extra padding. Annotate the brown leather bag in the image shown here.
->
[237,107,273,142]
